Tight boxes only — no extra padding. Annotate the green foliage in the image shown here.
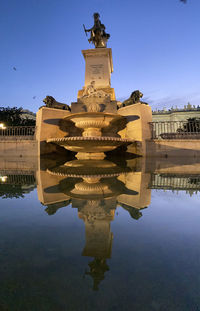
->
[183,118,200,133]
[0,184,25,199]
[0,107,35,126]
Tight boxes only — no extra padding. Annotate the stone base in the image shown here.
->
[82,48,113,89]
[76,152,105,160]
[117,172,151,209]
[36,107,71,156]
[37,163,70,207]
[118,103,152,156]
[77,87,115,101]
[71,96,117,114]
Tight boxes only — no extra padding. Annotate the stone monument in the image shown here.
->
[36,13,152,158]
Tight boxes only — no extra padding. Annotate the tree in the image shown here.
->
[183,118,200,133]
[0,107,35,126]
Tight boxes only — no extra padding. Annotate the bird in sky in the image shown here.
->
[180,0,187,3]
[33,96,36,99]
[13,67,17,71]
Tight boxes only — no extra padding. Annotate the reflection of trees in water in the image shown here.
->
[0,184,35,199]
[0,174,36,199]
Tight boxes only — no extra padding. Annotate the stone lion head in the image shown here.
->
[43,96,55,106]
[130,90,143,103]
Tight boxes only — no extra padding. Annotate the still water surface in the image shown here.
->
[0,157,200,311]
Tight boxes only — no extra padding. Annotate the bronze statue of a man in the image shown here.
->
[84,13,110,48]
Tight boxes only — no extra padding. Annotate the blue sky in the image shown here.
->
[0,0,200,112]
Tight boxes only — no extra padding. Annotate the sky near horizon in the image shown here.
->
[0,0,200,113]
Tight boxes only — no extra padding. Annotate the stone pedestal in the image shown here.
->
[37,167,70,206]
[81,219,113,258]
[36,107,71,155]
[117,171,151,210]
[83,48,113,88]
[118,103,152,156]
[78,48,115,100]
[78,199,115,258]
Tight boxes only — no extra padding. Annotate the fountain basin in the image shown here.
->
[47,136,134,159]
[46,159,138,200]
[46,159,131,178]
[63,112,124,137]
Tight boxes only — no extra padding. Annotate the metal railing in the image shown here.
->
[150,174,200,191]
[0,173,35,185]
[150,120,200,139]
[0,126,35,137]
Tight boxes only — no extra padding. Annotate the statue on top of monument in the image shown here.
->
[83,13,110,48]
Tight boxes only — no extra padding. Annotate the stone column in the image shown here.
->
[78,48,115,100]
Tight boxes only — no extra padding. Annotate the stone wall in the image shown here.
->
[0,140,38,157]
[0,156,38,173]
[146,139,200,157]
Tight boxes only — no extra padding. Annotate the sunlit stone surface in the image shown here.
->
[36,38,152,159]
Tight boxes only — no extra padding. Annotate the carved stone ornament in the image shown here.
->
[82,81,110,99]
[82,81,96,97]
[86,102,101,112]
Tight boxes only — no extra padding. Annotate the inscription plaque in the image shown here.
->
[90,64,104,80]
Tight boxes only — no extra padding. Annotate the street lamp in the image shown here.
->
[0,176,7,182]
[0,123,6,129]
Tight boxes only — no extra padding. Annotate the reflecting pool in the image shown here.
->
[0,156,200,311]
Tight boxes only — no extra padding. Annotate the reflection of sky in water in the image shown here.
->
[0,185,200,310]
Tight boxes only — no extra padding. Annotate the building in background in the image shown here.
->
[152,103,200,122]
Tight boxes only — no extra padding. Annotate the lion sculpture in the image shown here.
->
[118,90,148,108]
[42,96,71,111]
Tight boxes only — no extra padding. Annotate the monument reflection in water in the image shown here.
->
[34,155,200,290]
[37,156,150,290]
[1,155,200,294]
